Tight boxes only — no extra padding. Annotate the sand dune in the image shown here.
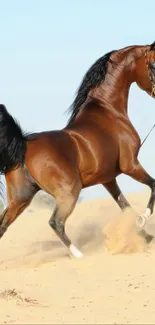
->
[0,190,155,324]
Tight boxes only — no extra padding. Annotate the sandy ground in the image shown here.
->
[1,190,155,324]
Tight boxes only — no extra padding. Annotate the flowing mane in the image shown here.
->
[67,41,155,125]
[67,49,117,124]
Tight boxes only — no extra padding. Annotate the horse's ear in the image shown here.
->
[150,41,155,51]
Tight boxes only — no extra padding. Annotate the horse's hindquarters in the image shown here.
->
[25,131,81,196]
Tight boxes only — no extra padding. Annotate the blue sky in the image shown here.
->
[0,0,155,201]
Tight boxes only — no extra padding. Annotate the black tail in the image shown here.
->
[0,104,28,174]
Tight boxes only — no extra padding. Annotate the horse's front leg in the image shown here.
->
[103,178,153,243]
[120,146,155,229]
[103,179,130,210]
[137,180,155,228]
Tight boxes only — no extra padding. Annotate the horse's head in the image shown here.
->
[134,42,155,98]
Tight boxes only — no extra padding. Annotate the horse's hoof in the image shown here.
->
[138,229,154,244]
[136,215,147,229]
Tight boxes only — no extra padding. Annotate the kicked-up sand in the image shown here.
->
[0,190,155,324]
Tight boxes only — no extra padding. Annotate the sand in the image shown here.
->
[0,190,155,324]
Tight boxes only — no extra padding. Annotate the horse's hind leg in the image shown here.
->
[0,199,33,238]
[0,168,39,238]
[49,187,83,258]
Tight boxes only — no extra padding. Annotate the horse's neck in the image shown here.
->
[90,76,130,117]
[91,46,144,116]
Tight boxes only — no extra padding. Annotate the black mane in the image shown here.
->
[67,49,116,124]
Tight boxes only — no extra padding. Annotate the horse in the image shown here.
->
[0,41,155,258]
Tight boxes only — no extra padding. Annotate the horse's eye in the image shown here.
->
[150,62,155,71]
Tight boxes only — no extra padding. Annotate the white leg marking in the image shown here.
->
[136,208,152,228]
[143,208,151,219]
[69,244,83,258]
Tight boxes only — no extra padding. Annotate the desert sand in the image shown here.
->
[0,189,155,324]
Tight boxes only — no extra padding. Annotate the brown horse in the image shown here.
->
[0,41,155,258]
